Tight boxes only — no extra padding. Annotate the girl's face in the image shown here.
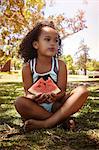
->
[33,26,59,57]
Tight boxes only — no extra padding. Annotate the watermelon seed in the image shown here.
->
[37,85,41,88]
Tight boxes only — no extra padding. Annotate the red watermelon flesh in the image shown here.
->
[28,77,61,95]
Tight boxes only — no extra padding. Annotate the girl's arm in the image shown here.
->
[46,60,67,103]
[22,62,33,96]
[57,60,67,92]
[22,63,48,101]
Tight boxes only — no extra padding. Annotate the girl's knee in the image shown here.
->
[74,86,89,96]
[14,96,25,109]
[80,86,89,94]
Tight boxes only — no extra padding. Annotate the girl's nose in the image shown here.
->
[50,40,55,46]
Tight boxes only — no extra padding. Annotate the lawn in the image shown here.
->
[0,74,99,150]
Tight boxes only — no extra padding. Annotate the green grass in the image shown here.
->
[0,80,99,150]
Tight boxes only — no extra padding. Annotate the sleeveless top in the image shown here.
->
[29,57,59,84]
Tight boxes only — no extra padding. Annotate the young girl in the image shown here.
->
[15,21,89,131]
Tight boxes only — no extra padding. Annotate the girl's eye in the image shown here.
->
[45,38,50,41]
[55,39,59,43]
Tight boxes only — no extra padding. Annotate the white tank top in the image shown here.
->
[29,57,59,83]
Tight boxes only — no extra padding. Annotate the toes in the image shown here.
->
[69,119,75,129]
[60,118,76,130]
[23,121,28,132]
[23,120,32,132]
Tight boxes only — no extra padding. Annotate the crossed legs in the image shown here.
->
[14,86,89,131]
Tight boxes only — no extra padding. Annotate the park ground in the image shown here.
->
[0,72,99,150]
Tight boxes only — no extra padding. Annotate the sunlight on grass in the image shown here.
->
[0,76,99,150]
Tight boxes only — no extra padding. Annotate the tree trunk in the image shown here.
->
[1,60,11,72]
[84,68,87,75]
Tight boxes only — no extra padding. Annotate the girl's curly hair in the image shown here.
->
[19,20,62,62]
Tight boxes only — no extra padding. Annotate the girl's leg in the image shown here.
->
[24,86,89,130]
[14,96,53,121]
[51,93,70,113]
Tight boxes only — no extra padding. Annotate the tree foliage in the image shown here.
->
[61,55,76,74]
[0,0,87,67]
[75,40,89,75]
[87,59,99,71]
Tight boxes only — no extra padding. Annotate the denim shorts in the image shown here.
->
[40,103,53,112]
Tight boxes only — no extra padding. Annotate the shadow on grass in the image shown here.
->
[90,90,99,98]
[0,82,23,126]
[0,82,99,150]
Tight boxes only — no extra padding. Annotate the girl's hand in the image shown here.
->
[25,92,46,103]
[34,93,49,104]
[26,91,66,104]
[45,93,56,103]
[46,91,66,103]
[25,92,36,99]
[26,92,50,104]
[56,91,66,101]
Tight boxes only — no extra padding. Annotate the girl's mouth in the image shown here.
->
[48,48,55,51]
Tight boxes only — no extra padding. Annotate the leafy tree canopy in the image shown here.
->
[0,0,87,67]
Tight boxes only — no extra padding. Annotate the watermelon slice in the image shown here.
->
[28,77,61,96]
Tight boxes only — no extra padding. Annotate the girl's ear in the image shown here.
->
[32,41,39,49]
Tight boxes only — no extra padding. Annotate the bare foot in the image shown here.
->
[61,118,76,130]
[69,119,75,130]
[24,119,46,131]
